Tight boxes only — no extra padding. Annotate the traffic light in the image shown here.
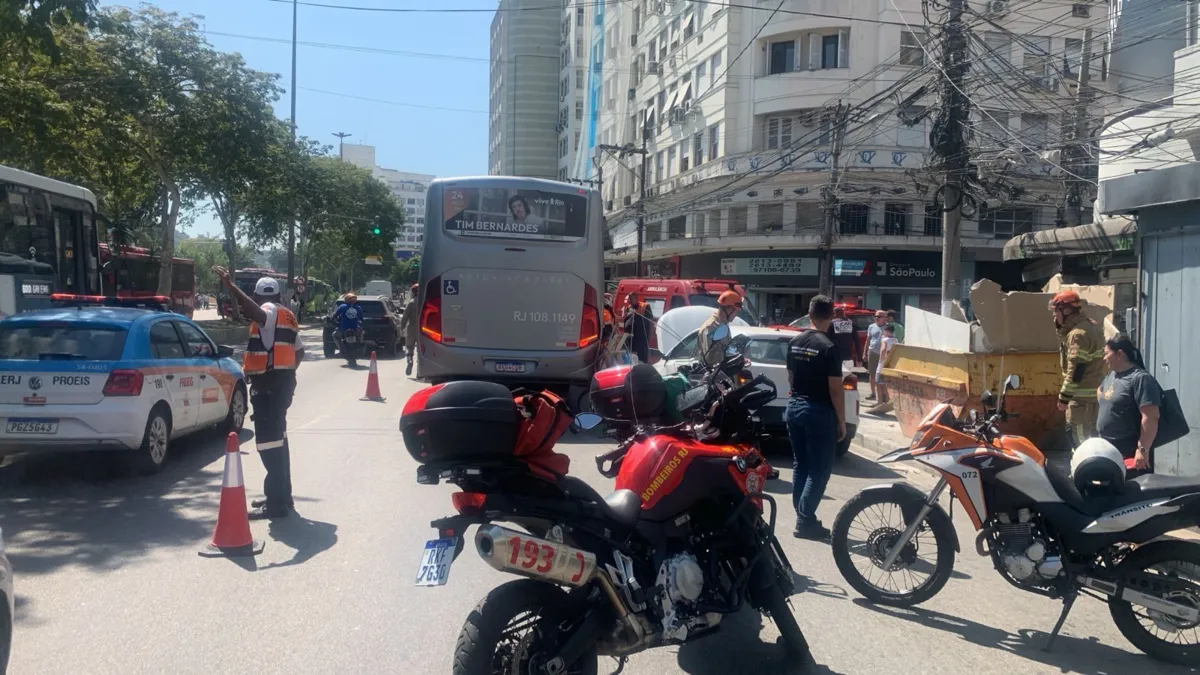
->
[372,226,381,235]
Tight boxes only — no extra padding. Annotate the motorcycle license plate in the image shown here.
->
[344,335,358,344]
[415,537,457,587]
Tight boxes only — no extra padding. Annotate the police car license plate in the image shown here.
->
[494,361,526,373]
[415,537,457,586]
[6,418,58,434]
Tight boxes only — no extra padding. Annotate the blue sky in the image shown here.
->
[108,0,494,237]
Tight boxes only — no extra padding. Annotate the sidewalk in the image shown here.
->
[848,382,1199,541]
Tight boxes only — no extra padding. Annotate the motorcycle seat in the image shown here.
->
[1117,474,1200,503]
[602,489,642,527]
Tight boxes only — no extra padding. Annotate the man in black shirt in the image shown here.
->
[785,295,847,541]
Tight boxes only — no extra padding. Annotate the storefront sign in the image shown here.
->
[720,257,819,276]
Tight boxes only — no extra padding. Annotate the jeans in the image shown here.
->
[785,398,837,524]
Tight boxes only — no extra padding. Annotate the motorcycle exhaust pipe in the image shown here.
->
[475,524,598,588]
[1080,575,1200,622]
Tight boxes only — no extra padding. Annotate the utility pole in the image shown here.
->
[937,0,971,317]
[597,134,649,276]
[818,101,846,297]
[286,0,299,298]
[333,132,351,160]
[1064,29,1094,227]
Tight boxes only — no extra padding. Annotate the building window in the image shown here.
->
[769,40,796,74]
[558,167,568,182]
[896,105,927,147]
[981,31,1012,72]
[407,198,415,204]
[821,34,841,69]
[694,132,704,165]
[576,6,584,26]
[659,29,667,60]
[707,209,721,236]
[900,30,926,66]
[666,146,676,177]
[684,15,694,39]
[709,123,721,160]
[655,151,664,183]
[923,203,942,236]
[695,61,706,94]
[883,203,911,235]
[680,138,690,172]
[766,111,829,149]
[574,130,580,150]
[1063,37,1083,78]
[1021,113,1051,146]
[765,116,792,150]
[1023,35,1051,83]
[978,110,1010,147]
[693,212,705,236]
[759,203,784,232]
[576,101,583,120]
[729,206,748,234]
[576,38,584,59]
[978,207,1035,238]
[796,202,823,232]
[668,215,686,239]
[710,51,722,87]
[417,217,424,225]
[839,203,869,235]
[559,137,568,158]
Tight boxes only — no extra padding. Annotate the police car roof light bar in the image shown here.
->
[50,293,173,311]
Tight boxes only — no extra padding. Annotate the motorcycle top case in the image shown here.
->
[588,363,666,421]
[400,381,519,463]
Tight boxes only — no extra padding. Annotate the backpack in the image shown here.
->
[511,389,573,478]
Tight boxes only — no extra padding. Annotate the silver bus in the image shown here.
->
[415,177,604,402]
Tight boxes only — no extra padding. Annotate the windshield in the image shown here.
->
[442,186,588,242]
[688,293,760,326]
[0,185,98,294]
[0,324,127,360]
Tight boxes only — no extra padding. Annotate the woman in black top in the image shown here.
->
[1096,335,1161,473]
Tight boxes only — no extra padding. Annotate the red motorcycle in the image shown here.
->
[404,327,805,674]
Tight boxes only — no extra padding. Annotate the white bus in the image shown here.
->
[415,177,604,404]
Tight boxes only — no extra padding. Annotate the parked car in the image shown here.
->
[0,306,247,473]
[0,527,10,675]
[322,295,403,358]
[653,317,860,456]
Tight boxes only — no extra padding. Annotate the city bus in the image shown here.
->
[416,176,604,405]
[99,244,197,317]
[218,268,293,316]
[0,164,104,317]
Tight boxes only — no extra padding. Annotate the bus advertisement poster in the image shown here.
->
[442,187,587,241]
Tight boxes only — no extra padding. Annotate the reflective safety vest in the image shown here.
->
[244,306,300,375]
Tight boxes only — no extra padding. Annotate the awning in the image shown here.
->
[1002,219,1137,261]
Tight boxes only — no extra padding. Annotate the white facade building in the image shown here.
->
[584,0,1110,319]
[489,0,562,179]
[341,143,435,258]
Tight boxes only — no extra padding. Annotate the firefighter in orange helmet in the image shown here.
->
[697,290,743,367]
[1050,290,1106,448]
[214,266,305,519]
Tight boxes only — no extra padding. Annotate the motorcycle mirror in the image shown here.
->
[711,324,731,342]
[969,409,978,423]
[980,390,995,407]
[572,413,604,431]
[1004,374,1021,392]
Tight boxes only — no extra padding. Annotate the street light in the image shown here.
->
[333,131,351,160]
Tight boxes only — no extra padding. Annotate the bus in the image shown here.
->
[0,164,103,317]
[416,176,604,404]
[219,268,293,316]
[99,244,196,317]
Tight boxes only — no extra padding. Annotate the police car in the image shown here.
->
[0,299,247,473]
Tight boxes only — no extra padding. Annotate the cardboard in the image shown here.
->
[1042,274,1115,328]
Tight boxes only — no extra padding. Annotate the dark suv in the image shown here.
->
[323,295,404,358]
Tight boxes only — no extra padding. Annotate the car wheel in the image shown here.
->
[129,405,171,475]
[224,383,247,433]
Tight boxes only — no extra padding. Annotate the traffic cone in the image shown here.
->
[199,432,265,558]
[360,351,386,402]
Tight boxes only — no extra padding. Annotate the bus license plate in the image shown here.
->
[494,361,526,373]
[415,537,457,586]
[6,418,58,434]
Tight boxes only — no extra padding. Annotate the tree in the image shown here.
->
[0,0,95,60]
[177,237,253,294]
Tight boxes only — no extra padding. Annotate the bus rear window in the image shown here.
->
[0,324,127,360]
[442,186,588,242]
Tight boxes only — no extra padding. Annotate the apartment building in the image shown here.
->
[341,143,435,259]
[488,0,562,179]
[587,0,1110,321]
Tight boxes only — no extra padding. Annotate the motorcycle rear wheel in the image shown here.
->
[453,579,598,675]
[1109,540,1200,666]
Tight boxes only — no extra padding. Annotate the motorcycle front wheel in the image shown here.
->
[831,489,956,606]
[1109,540,1200,666]
[453,579,598,675]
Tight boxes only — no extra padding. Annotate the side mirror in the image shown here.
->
[572,413,603,431]
[1004,374,1021,392]
[969,409,979,423]
[711,323,731,342]
[980,390,995,407]
[217,344,235,358]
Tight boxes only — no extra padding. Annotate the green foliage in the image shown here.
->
[0,0,96,60]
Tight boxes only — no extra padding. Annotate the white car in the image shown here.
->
[0,526,11,674]
[0,306,248,474]
[654,320,860,456]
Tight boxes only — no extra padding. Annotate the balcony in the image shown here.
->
[752,70,865,117]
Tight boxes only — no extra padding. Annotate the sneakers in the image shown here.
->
[793,520,831,541]
[767,467,781,480]
[248,504,290,520]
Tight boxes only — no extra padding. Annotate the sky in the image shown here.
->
[103,0,495,237]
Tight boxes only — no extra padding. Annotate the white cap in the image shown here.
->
[254,277,280,295]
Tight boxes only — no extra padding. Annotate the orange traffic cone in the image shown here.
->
[360,351,386,402]
[199,432,265,558]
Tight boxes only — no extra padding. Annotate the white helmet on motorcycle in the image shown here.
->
[1071,437,1126,497]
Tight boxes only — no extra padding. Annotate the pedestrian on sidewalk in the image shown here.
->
[866,310,887,400]
[866,324,898,415]
[886,309,905,343]
[215,266,305,520]
[1051,290,1105,447]
[785,294,847,541]
[400,283,420,376]
[1097,335,1161,476]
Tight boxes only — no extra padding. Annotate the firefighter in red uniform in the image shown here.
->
[215,266,305,519]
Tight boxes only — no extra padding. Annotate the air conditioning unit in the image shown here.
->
[555,123,566,133]
[628,87,637,101]
[631,34,638,47]
[697,31,704,44]
[648,61,662,75]
[606,200,614,210]
[650,1,666,15]
[1071,3,1090,17]
[623,195,633,206]
[986,0,1007,15]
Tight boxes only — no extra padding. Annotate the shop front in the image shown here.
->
[678,250,946,324]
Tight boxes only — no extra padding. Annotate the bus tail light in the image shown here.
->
[103,369,144,397]
[578,283,600,349]
[420,277,443,343]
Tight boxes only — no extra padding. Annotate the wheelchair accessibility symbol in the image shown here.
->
[444,279,459,296]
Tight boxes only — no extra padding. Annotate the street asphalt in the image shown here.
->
[0,327,1194,674]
